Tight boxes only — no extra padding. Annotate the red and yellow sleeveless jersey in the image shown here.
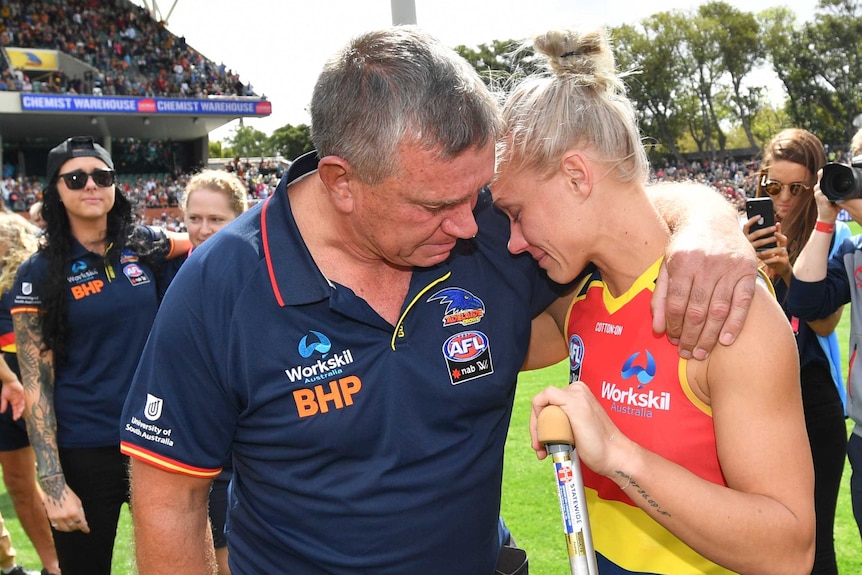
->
[565,258,733,575]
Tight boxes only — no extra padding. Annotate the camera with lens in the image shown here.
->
[820,155,862,202]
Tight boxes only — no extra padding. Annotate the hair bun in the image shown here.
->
[533,29,622,94]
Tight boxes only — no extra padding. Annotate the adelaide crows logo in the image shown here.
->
[427,287,486,327]
[621,350,657,387]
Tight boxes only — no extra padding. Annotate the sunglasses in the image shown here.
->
[760,179,811,197]
[56,169,116,190]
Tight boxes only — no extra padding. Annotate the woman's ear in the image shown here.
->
[561,150,591,198]
[317,155,355,213]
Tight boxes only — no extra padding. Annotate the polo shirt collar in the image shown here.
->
[261,151,334,307]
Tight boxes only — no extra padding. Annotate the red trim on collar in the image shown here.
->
[260,196,285,307]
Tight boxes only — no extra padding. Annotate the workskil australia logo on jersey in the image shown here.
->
[601,349,670,418]
[427,287,485,327]
[442,330,494,385]
[286,330,355,385]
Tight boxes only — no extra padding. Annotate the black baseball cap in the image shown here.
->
[46,136,114,184]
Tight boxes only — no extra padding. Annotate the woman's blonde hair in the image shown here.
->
[0,212,39,296]
[181,170,248,216]
[497,28,648,183]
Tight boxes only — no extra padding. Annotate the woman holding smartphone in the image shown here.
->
[744,128,849,575]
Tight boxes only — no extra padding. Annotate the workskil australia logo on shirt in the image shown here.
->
[288,330,361,419]
[67,260,98,284]
[601,350,670,418]
[286,330,356,385]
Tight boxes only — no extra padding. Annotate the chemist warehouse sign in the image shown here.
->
[20,94,272,117]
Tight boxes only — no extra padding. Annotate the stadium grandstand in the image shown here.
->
[0,0,274,221]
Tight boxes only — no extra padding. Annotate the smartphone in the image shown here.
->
[746,197,777,251]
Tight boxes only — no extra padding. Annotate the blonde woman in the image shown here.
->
[0,212,58,575]
[161,169,248,575]
[496,29,814,574]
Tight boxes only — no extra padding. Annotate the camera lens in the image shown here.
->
[833,173,855,196]
[821,162,862,202]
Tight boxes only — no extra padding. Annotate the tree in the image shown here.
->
[804,0,862,144]
[268,124,313,160]
[454,39,542,88]
[613,14,691,164]
[758,6,809,127]
[209,140,224,159]
[225,124,273,158]
[761,0,862,146]
[685,9,729,156]
[699,1,765,149]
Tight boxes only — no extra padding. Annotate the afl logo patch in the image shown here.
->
[569,334,584,383]
[123,263,151,286]
[442,331,494,385]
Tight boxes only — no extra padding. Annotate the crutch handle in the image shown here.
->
[537,405,598,575]
[537,405,575,446]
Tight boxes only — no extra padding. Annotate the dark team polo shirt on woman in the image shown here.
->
[12,227,169,448]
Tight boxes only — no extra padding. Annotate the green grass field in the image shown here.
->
[2,223,862,573]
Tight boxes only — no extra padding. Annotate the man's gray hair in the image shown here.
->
[310,26,502,184]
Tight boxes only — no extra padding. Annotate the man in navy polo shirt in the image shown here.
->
[120,27,757,575]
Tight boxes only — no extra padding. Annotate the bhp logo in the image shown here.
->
[71,280,104,300]
[293,376,362,418]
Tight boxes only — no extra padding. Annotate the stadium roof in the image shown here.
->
[0,92,270,149]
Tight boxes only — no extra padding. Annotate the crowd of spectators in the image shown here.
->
[649,146,856,214]
[1,155,284,231]
[0,0,256,99]
[5,146,856,231]
[649,156,756,213]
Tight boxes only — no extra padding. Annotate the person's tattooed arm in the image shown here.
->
[13,312,64,496]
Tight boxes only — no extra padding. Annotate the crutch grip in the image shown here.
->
[537,405,598,575]
[537,405,575,446]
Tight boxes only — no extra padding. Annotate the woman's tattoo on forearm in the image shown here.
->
[40,473,67,502]
[13,313,63,488]
[615,470,671,517]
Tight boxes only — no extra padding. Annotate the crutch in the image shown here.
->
[537,405,598,575]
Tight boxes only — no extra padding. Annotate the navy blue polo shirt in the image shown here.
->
[120,152,563,575]
[12,227,169,448]
[0,288,15,351]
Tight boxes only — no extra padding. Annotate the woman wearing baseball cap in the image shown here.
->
[9,136,189,575]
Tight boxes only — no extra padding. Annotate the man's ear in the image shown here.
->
[317,155,355,213]
[561,150,592,198]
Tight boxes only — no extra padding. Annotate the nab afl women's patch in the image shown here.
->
[123,263,151,286]
[442,330,494,385]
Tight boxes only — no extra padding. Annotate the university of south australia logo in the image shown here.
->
[144,393,163,421]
